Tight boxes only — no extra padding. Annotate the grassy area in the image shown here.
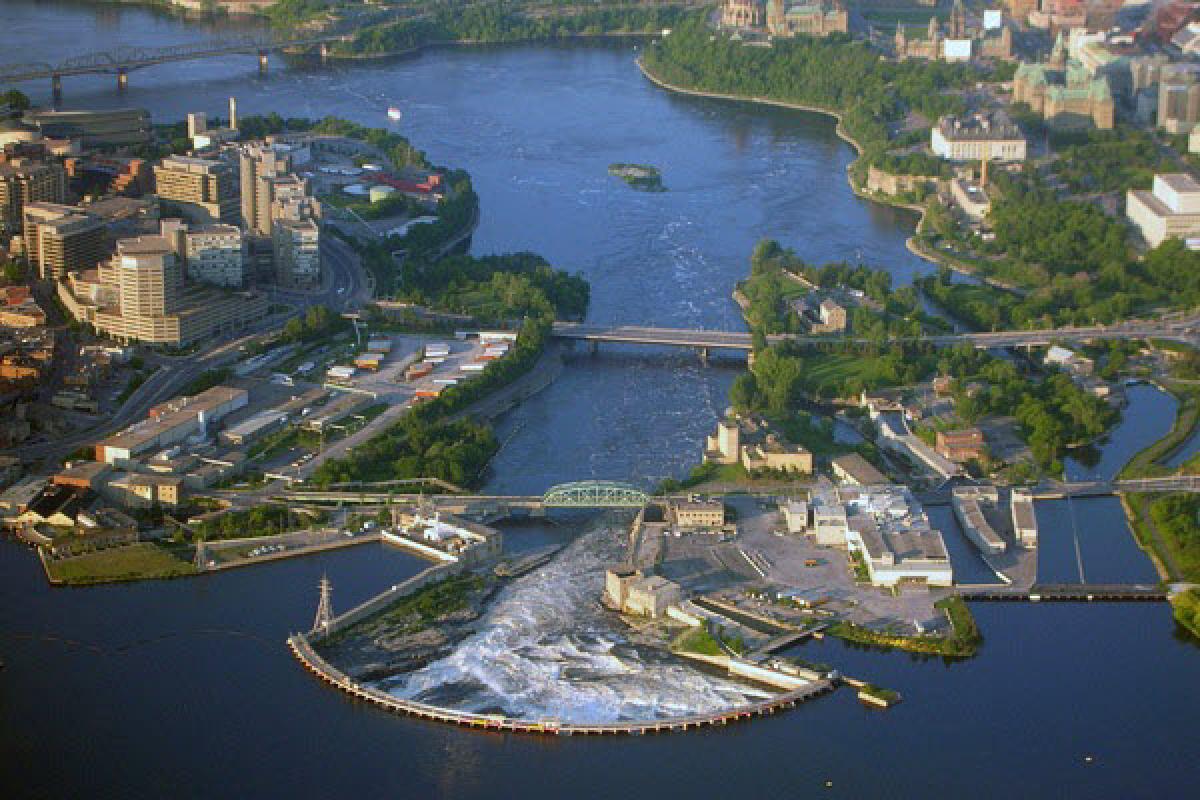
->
[1143,493,1200,581]
[43,543,196,585]
[1170,588,1200,640]
[671,625,746,657]
[829,595,981,657]
[673,626,724,656]
[358,573,487,637]
[849,550,871,582]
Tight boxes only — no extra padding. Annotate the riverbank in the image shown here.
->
[634,58,1009,288]
[328,30,656,63]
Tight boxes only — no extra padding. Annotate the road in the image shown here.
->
[551,311,1200,351]
[12,237,371,466]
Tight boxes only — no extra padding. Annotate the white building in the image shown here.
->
[809,486,953,588]
[1126,173,1200,248]
[781,500,809,533]
[931,111,1027,162]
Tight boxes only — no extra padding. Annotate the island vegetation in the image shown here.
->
[608,162,664,191]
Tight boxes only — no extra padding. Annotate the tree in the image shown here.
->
[730,372,759,411]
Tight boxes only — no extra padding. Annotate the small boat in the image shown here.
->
[387,107,402,122]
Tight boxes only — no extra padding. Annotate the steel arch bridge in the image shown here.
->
[542,481,648,508]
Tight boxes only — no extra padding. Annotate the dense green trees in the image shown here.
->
[644,18,989,163]
[280,305,346,344]
[311,416,497,487]
[936,343,1114,471]
[339,2,691,55]
[1149,494,1200,582]
[1048,127,1167,194]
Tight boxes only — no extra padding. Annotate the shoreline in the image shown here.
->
[325,31,657,63]
[633,58,1021,289]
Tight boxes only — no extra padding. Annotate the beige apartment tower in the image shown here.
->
[22,202,107,280]
[153,155,238,225]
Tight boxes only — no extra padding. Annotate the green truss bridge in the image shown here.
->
[541,481,648,508]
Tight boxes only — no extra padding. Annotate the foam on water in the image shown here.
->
[381,522,769,723]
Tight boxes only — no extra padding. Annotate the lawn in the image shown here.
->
[44,543,197,585]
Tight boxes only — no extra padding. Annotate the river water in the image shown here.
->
[2,3,1198,797]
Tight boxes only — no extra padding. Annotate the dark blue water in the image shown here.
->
[1,3,1197,797]
[927,505,1002,584]
[1035,496,1160,584]
[1065,385,1177,482]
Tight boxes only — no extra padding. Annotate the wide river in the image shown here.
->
[2,4,1198,798]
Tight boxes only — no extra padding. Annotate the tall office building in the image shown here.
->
[153,155,238,225]
[1157,65,1200,134]
[112,235,183,321]
[160,218,245,288]
[22,202,107,280]
[0,158,67,235]
[272,219,320,289]
[239,143,293,237]
[60,225,266,346]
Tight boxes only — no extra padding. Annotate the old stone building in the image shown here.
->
[1013,35,1115,129]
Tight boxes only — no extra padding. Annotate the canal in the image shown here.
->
[1,3,1198,797]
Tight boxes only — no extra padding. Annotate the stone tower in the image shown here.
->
[767,0,786,35]
[949,0,968,39]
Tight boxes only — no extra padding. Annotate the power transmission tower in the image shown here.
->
[312,574,334,634]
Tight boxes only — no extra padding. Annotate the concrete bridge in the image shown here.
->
[956,583,1168,602]
[550,313,1200,357]
[0,34,344,101]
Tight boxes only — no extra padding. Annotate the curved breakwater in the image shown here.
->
[288,633,834,735]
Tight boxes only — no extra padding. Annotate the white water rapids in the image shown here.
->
[378,522,770,724]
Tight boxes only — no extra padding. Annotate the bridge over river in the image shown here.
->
[0,33,345,100]
[550,312,1200,357]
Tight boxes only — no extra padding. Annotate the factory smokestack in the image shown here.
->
[229,96,237,131]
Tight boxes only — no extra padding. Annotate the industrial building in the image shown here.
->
[704,413,813,474]
[951,486,1006,555]
[94,385,248,465]
[809,486,954,587]
[604,568,685,618]
[670,498,726,530]
[1010,489,1039,549]
[831,453,888,486]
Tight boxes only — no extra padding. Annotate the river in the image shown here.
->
[2,3,1198,797]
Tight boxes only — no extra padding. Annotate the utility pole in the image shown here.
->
[312,574,334,635]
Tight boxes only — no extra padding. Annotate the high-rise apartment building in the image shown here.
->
[22,202,107,280]
[272,219,320,289]
[153,155,238,225]
[0,158,66,235]
[160,218,245,288]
